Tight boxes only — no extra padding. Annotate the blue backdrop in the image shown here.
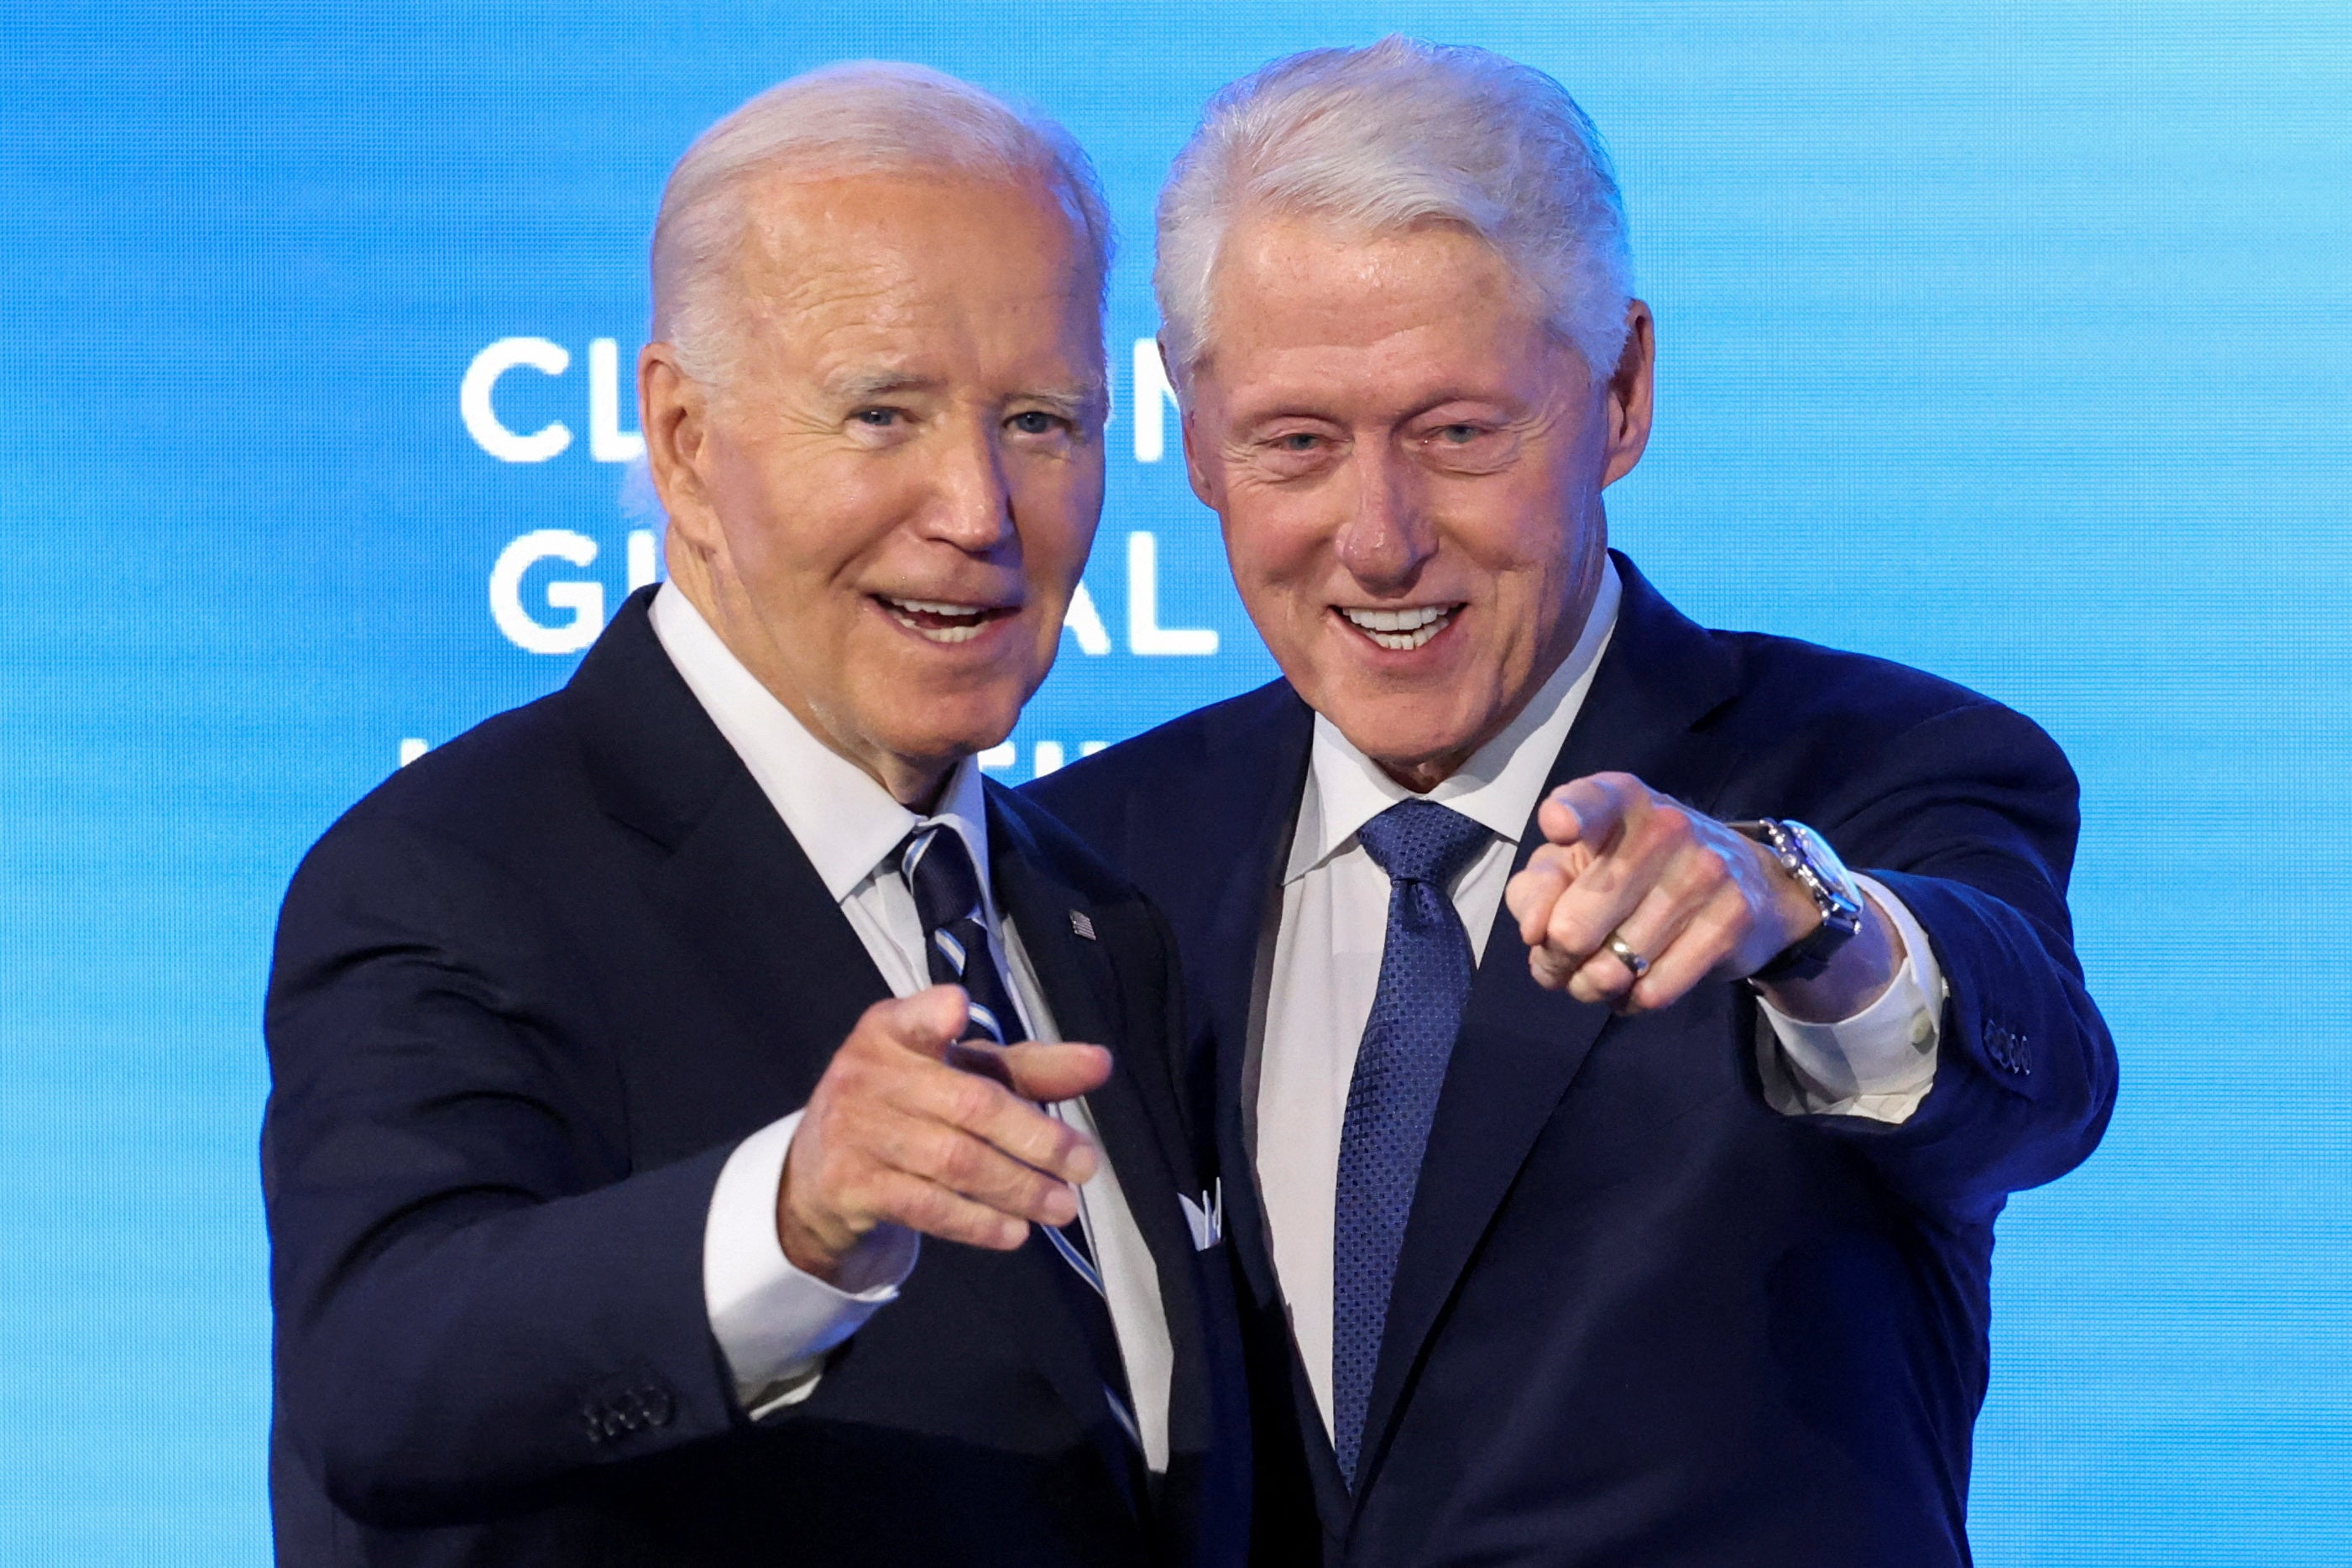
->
[4,3,2348,1560]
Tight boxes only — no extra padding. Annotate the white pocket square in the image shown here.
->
[1179,1179,1224,1252]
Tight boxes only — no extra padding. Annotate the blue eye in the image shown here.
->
[1010,410,1064,435]
[1438,424,1480,443]
[855,407,902,427]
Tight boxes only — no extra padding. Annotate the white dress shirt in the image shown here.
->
[649,584,1173,1471]
[1256,559,1947,1435]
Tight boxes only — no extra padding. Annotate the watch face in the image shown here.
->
[1785,821,1851,888]
[1780,819,1867,932]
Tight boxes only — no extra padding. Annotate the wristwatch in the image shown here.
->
[1727,818,1866,985]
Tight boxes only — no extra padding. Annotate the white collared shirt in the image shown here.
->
[1256,558,1946,1435]
[649,584,1172,1470]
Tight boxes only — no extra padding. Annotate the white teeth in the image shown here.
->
[1343,605,1447,632]
[1340,604,1457,651]
[884,596,987,618]
[880,594,996,645]
[905,619,985,643]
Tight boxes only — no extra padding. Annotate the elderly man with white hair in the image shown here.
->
[264,65,1251,1567]
[1034,37,2115,1566]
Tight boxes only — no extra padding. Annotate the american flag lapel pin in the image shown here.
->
[1069,909,1097,941]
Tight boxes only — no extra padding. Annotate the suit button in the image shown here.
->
[640,1385,675,1428]
[1984,1022,2030,1074]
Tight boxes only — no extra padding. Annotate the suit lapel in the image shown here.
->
[1353,557,1746,1499]
[1196,691,1317,1318]
[991,791,1201,1518]
[571,588,894,1108]
[649,771,896,1089]
[1170,689,1354,1518]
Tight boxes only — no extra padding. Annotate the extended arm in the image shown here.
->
[265,813,1111,1526]
[1503,698,2115,1217]
[1799,701,2116,1214]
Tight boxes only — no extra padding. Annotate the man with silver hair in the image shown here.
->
[1036,37,2114,1565]
[265,64,1250,1566]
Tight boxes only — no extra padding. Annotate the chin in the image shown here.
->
[1315,684,1473,761]
[1326,720,1467,779]
[879,701,1021,766]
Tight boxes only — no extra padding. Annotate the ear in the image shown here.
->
[1180,412,1221,510]
[1599,300,1655,489]
[640,343,722,554]
[1168,342,1223,510]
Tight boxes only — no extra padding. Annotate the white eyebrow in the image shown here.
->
[1022,380,1109,418]
[823,368,1108,417]
[827,368,937,405]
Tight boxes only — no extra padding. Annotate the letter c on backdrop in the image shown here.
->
[462,337,574,463]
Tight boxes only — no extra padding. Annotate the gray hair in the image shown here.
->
[1156,36,1631,384]
[652,61,1116,384]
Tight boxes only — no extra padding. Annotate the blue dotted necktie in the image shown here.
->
[1332,799,1492,1488]
[898,826,1142,1455]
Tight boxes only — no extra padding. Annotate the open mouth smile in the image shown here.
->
[875,594,1018,645]
[1337,603,1461,651]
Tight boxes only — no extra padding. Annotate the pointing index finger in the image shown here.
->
[875,985,975,1058]
[1539,774,1630,850]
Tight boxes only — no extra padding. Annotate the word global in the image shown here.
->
[489,527,1219,660]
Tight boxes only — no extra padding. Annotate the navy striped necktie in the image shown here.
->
[1331,798,1492,1488]
[896,824,1142,1455]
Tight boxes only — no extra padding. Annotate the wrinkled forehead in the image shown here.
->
[1192,211,1554,385]
[738,168,1098,303]
[719,170,1105,384]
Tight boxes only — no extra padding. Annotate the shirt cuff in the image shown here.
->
[1755,874,1944,1125]
[703,1109,920,1419]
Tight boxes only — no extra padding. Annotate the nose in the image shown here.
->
[923,414,1018,557]
[1333,447,1436,593]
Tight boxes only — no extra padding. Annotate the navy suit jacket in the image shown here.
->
[1028,554,2116,1566]
[263,588,1251,1567]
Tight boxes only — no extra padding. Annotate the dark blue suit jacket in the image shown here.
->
[1028,554,2116,1566]
[263,588,1251,1566]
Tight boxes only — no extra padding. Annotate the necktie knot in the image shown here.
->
[1356,799,1489,891]
[900,825,985,935]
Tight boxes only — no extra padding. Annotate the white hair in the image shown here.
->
[1156,36,1632,384]
[651,62,1115,384]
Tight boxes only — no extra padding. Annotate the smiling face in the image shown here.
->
[1182,213,1652,790]
[642,170,1105,804]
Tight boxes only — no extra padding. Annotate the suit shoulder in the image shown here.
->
[1714,628,2066,763]
[1023,678,1300,840]
[290,686,593,898]
[1695,628,2081,863]
[990,779,1158,912]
